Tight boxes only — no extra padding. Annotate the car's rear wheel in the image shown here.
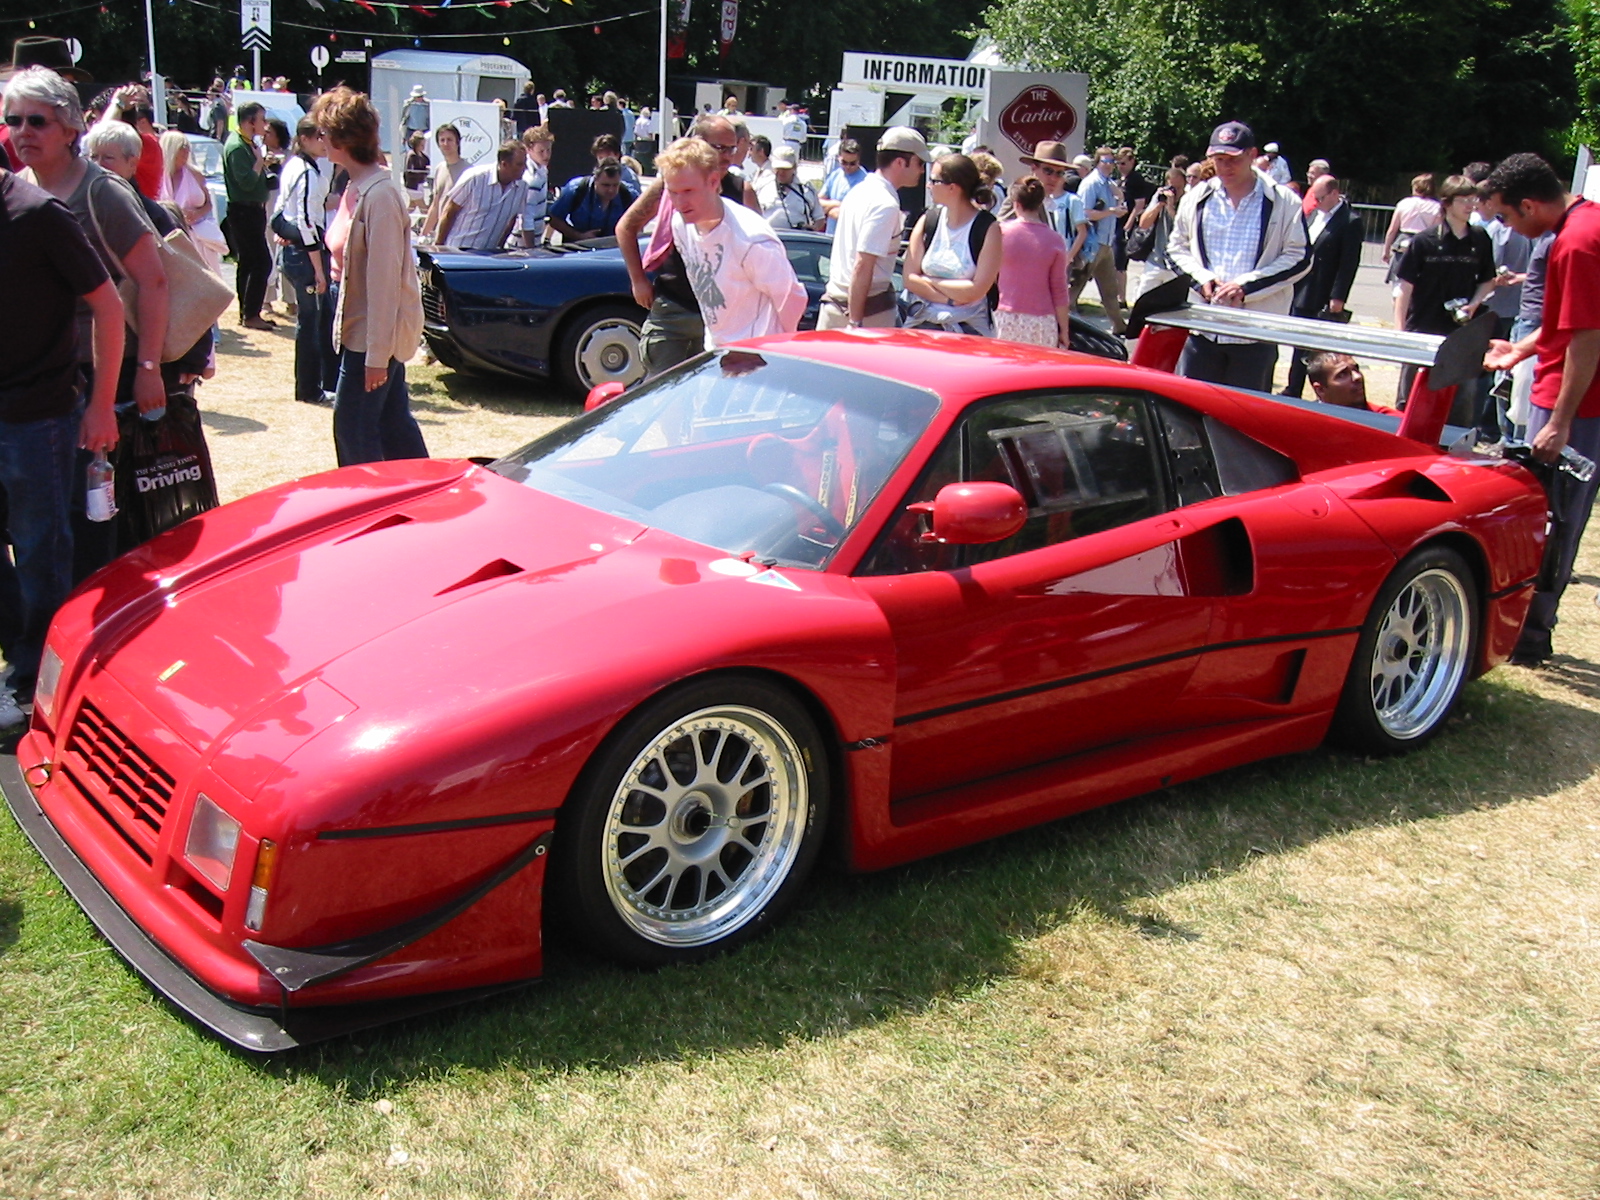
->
[556,302,647,396]
[1330,545,1477,753]
[550,678,828,967]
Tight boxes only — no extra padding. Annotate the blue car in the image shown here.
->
[418,232,1126,397]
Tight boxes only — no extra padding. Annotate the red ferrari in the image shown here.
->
[3,330,1546,1049]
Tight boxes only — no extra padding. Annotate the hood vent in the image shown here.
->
[436,558,524,595]
[337,513,416,543]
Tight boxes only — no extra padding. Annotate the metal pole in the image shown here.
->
[143,0,163,116]
[658,0,668,144]
[253,47,261,92]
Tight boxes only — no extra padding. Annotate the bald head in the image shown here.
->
[1311,173,1342,212]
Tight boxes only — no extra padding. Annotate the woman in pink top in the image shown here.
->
[1382,173,1443,282]
[994,175,1072,348]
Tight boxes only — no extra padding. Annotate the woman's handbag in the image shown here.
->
[1125,218,1158,262]
[88,175,233,362]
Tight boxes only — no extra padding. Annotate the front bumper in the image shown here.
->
[1,754,537,1051]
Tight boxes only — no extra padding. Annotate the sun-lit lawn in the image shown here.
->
[2,313,1598,1199]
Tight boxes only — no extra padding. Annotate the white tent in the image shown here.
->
[370,49,530,156]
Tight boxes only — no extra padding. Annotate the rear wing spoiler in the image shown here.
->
[1125,276,1495,449]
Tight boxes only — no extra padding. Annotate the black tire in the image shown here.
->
[424,334,465,372]
[1329,545,1478,754]
[1066,315,1129,361]
[548,676,830,968]
[555,302,648,397]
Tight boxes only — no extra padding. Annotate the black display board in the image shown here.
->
[548,108,627,189]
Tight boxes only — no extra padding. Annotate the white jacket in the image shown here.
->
[1168,171,1310,315]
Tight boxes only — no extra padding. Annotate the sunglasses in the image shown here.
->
[1097,156,1116,164]
[3,113,53,129]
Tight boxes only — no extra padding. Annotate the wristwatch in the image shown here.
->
[138,360,158,372]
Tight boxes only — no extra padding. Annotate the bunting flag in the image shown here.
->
[718,0,737,59]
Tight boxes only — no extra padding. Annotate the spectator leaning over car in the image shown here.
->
[548,156,637,243]
[657,137,806,351]
[312,86,427,468]
[819,125,930,331]
[1167,119,1309,392]
[1481,153,1600,666]
[419,122,468,242]
[617,114,759,377]
[519,124,553,247]
[589,133,641,192]
[437,140,528,251]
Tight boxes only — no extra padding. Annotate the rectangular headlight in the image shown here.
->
[184,794,241,891]
[33,645,63,722]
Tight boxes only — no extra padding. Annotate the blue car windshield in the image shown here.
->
[493,350,939,568]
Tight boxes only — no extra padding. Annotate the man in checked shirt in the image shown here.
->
[1168,120,1310,392]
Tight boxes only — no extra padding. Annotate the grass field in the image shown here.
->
[1,312,1596,1199]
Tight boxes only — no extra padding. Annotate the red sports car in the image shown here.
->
[3,330,1546,1050]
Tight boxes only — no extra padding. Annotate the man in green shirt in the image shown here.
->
[224,101,274,329]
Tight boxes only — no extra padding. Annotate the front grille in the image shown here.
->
[64,700,176,856]
[421,279,446,325]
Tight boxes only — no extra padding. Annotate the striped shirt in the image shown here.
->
[443,160,527,250]
[521,158,549,242]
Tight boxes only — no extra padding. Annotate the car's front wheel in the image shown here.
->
[556,302,647,396]
[550,678,829,967]
[1330,545,1477,753]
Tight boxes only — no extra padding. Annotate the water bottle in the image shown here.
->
[86,451,116,523]
[1560,445,1597,483]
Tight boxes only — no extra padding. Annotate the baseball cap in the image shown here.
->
[1208,121,1255,155]
[771,146,798,169]
[877,125,931,163]
[1264,141,1281,154]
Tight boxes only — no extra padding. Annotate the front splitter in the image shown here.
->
[0,753,533,1052]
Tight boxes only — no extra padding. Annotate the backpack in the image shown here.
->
[922,206,999,312]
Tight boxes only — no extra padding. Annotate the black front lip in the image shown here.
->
[0,754,538,1052]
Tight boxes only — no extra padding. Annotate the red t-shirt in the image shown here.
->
[134,131,163,200]
[1533,198,1600,417]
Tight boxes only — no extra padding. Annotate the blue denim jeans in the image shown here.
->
[332,349,428,467]
[293,284,333,404]
[0,406,81,687]
[1518,406,1600,659]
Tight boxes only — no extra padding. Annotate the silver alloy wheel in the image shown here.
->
[601,705,808,947]
[573,317,646,390]
[1367,567,1471,740]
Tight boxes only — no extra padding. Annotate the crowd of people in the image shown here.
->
[3,26,1599,734]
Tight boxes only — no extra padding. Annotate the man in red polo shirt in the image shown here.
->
[1483,153,1600,664]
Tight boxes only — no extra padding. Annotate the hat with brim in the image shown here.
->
[2,36,92,83]
[878,125,931,163]
[409,85,427,98]
[1019,140,1071,170]
[771,146,798,169]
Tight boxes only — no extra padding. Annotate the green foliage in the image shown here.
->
[981,0,1577,187]
[1570,0,1600,146]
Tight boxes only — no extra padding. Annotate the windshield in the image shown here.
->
[494,350,940,568]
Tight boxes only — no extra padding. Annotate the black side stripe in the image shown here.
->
[895,627,1362,727]
[317,808,560,841]
[1488,576,1537,601]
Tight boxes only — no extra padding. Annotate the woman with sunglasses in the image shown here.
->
[311,87,427,466]
[901,153,1003,336]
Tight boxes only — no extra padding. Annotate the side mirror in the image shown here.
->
[909,482,1027,545]
[584,381,627,412]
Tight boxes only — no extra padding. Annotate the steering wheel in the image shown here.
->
[763,483,847,541]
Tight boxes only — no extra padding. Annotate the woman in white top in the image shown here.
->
[274,117,336,405]
[158,129,227,272]
[902,153,1004,336]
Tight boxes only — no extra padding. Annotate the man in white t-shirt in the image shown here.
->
[656,138,807,350]
[819,126,928,330]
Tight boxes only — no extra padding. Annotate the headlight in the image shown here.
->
[184,794,241,891]
[34,645,63,722]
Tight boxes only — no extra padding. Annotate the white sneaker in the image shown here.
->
[0,688,24,729]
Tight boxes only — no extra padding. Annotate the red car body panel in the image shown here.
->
[7,331,1548,1040]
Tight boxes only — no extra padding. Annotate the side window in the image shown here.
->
[858,391,1166,574]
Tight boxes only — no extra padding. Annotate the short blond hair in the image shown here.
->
[654,137,721,177]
